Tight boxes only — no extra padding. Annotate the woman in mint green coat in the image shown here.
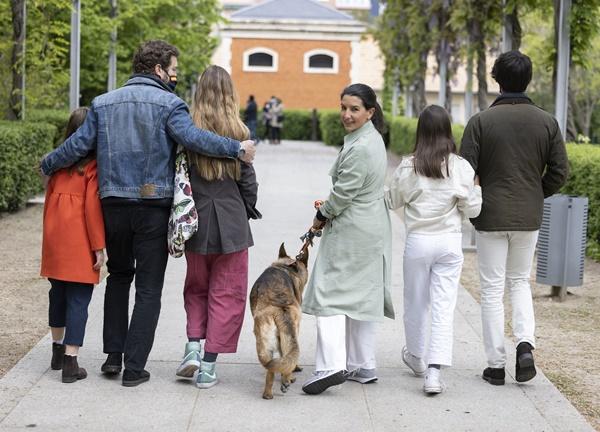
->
[302,84,394,396]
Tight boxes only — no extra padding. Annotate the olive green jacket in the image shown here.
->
[460,94,568,231]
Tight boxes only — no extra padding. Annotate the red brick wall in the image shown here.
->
[231,38,351,110]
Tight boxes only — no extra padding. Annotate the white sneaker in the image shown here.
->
[302,370,346,395]
[345,368,378,384]
[423,368,444,394]
[402,346,426,377]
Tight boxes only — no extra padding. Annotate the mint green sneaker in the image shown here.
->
[196,360,218,389]
[176,342,201,378]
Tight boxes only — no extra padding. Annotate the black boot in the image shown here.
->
[51,343,65,370]
[516,342,537,382]
[482,367,505,385]
[62,355,87,383]
[101,353,123,375]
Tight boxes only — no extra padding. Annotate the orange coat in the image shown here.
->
[41,160,105,284]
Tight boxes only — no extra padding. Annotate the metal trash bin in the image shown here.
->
[536,195,588,298]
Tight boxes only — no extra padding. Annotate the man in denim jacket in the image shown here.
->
[40,40,256,387]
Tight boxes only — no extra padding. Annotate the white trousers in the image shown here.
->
[315,315,376,372]
[403,233,463,367]
[477,230,538,368]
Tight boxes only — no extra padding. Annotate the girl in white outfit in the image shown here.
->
[386,105,482,395]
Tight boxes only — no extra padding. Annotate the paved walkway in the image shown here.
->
[0,141,593,431]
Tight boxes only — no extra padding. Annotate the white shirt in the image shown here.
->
[385,153,482,235]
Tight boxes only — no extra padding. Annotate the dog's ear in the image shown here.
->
[278,242,287,258]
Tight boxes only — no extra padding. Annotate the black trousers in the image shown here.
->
[101,200,170,373]
[48,279,93,346]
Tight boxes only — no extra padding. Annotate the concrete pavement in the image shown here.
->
[0,140,593,431]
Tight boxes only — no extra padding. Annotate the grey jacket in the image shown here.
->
[185,161,261,255]
[460,94,569,231]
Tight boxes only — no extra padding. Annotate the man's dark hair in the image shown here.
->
[491,50,532,93]
[132,40,179,75]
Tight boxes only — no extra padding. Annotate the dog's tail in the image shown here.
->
[257,310,299,375]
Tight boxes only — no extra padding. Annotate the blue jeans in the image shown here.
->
[48,279,94,346]
[246,119,257,142]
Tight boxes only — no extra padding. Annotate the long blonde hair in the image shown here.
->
[190,65,250,181]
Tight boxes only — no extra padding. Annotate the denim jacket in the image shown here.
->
[41,75,241,199]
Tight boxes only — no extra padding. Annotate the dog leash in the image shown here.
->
[296,228,322,261]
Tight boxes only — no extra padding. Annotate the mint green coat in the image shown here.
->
[303,121,394,321]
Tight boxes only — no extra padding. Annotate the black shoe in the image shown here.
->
[482,367,505,385]
[101,353,122,375]
[122,369,151,387]
[51,343,65,370]
[516,342,537,383]
[62,355,87,383]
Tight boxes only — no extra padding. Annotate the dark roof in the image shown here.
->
[231,0,356,21]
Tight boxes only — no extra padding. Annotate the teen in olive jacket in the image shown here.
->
[459,51,568,388]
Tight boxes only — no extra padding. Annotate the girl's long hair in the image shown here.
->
[413,105,457,179]
[190,65,249,181]
[340,83,386,136]
[65,107,94,175]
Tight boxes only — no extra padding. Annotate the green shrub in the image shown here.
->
[0,121,56,212]
[388,115,465,156]
[280,109,317,141]
[562,143,600,260]
[318,110,345,147]
[27,109,69,147]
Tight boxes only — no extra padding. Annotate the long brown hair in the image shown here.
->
[413,105,456,179]
[66,107,94,175]
[190,65,249,181]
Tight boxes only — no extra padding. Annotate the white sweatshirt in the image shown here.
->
[385,153,482,235]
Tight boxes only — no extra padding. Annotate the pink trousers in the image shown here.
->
[183,249,248,353]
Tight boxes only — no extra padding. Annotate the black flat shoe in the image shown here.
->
[482,367,505,385]
[516,343,537,383]
[101,353,122,375]
[122,369,150,387]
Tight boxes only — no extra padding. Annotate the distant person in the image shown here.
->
[244,95,258,143]
[40,40,256,388]
[176,65,261,389]
[460,50,568,386]
[386,105,481,395]
[302,84,394,395]
[269,97,284,144]
[40,107,106,384]
[262,100,271,142]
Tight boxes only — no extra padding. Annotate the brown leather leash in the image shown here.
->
[295,227,322,261]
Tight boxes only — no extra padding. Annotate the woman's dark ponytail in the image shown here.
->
[341,83,386,136]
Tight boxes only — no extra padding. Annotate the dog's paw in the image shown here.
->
[262,392,273,400]
[293,365,303,372]
[280,382,290,393]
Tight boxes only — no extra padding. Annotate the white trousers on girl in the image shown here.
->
[403,232,463,367]
[476,230,538,368]
[315,315,376,372]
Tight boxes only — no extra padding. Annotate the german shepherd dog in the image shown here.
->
[249,243,309,399]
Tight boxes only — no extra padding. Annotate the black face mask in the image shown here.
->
[167,75,177,92]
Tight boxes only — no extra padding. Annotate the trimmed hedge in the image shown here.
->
[318,110,346,147]
[388,116,465,156]
[562,144,600,260]
[27,109,70,147]
[0,121,56,212]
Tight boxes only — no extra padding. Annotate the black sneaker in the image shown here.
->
[482,367,505,385]
[302,370,346,395]
[122,369,151,387]
[101,353,122,375]
[515,342,537,383]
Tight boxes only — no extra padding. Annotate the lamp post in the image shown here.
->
[107,0,117,91]
[555,0,571,139]
[69,0,81,111]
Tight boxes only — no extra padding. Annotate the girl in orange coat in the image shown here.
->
[40,107,106,383]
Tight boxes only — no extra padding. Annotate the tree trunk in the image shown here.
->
[412,76,427,116]
[476,40,488,111]
[8,0,25,120]
[504,6,522,50]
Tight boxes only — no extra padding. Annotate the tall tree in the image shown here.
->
[8,0,25,120]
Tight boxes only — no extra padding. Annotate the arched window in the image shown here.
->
[243,47,278,72]
[304,49,339,74]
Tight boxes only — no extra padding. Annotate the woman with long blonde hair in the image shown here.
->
[176,65,261,389]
